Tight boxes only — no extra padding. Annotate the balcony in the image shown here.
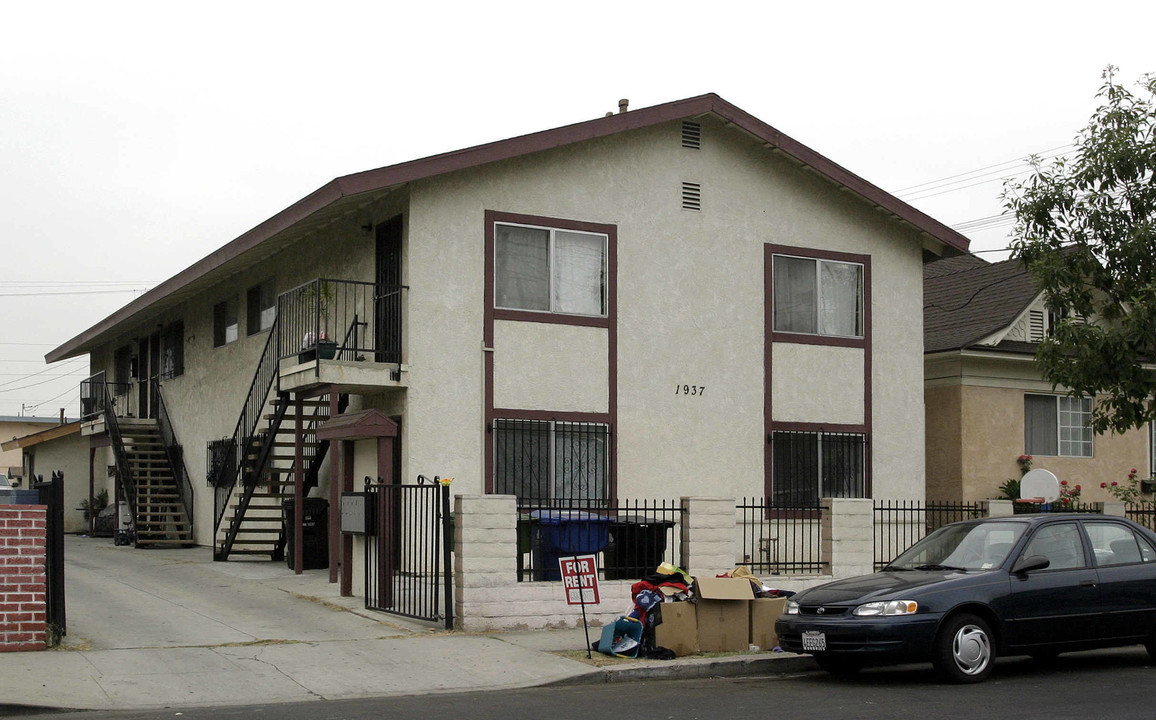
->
[275,278,406,393]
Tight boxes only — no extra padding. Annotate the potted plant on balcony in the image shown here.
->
[298,280,339,362]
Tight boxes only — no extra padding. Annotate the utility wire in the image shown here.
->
[0,360,88,388]
[893,144,1075,195]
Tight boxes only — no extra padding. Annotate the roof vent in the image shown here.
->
[619,98,629,114]
[682,121,702,149]
[682,182,702,211]
[1029,310,1045,342]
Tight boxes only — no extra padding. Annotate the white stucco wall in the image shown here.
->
[81,112,930,550]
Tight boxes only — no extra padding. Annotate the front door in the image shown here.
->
[136,332,161,419]
[375,215,403,363]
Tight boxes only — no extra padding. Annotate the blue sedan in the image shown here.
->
[775,514,1156,682]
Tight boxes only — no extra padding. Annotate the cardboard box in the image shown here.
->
[654,602,699,656]
[750,597,788,650]
[694,577,754,653]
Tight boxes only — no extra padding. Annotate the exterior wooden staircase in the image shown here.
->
[119,420,194,547]
[214,394,338,560]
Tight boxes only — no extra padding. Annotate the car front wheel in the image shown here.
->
[933,613,994,683]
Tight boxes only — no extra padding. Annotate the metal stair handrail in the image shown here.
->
[212,315,281,537]
[91,371,139,541]
[151,377,195,531]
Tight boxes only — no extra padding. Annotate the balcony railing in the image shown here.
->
[276,278,404,367]
[80,374,131,423]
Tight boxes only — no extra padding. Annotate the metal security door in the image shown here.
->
[364,480,453,628]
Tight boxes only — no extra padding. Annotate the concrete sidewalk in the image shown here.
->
[0,537,816,713]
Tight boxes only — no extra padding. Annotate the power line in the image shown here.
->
[0,289,151,297]
[0,361,88,388]
[893,143,1075,194]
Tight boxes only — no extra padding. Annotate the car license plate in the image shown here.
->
[802,631,827,652]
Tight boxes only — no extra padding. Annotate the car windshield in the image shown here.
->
[886,521,1027,571]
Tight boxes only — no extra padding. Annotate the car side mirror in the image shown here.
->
[1012,555,1050,575]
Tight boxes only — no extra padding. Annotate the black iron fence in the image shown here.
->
[35,471,65,645]
[364,479,453,628]
[873,500,985,569]
[737,499,826,575]
[1125,502,1156,531]
[514,499,683,583]
[276,278,405,366]
[1012,500,1103,515]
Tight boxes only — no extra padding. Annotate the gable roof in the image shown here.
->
[48,93,972,363]
[924,255,1041,353]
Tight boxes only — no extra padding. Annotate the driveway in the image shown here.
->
[61,534,416,650]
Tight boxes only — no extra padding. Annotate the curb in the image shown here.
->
[548,652,819,686]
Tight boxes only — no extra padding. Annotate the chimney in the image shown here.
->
[618,98,629,114]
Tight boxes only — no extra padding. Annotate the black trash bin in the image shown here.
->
[283,497,329,570]
[604,515,675,580]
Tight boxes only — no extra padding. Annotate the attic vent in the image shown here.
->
[681,182,702,211]
[681,120,702,149]
[1029,310,1045,342]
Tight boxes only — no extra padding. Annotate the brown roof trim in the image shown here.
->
[48,93,969,363]
[1,421,82,451]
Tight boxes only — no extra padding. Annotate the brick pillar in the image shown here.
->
[0,506,48,652]
[983,500,1014,518]
[822,498,874,579]
[680,497,736,577]
[453,495,517,630]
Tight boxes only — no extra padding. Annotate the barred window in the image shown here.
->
[771,430,866,506]
[493,419,610,506]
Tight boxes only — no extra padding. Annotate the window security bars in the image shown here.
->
[873,500,984,570]
[364,480,453,628]
[737,498,826,575]
[493,419,610,507]
[771,430,867,506]
[514,499,683,583]
[276,278,404,367]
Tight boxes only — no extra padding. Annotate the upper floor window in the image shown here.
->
[772,254,863,337]
[213,298,239,347]
[495,222,607,317]
[247,279,276,336]
[1024,393,1093,458]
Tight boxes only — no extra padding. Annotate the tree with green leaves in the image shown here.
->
[1005,67,1156,435]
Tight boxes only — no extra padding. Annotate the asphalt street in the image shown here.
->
[15,647,1156,720]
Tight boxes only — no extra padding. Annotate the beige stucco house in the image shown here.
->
[924,255,1149,502]
[44,94,968,589]
[1,420,88,533]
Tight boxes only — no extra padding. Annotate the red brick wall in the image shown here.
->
[0,506,47,652]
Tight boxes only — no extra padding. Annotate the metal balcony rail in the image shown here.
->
[276,278,404,367]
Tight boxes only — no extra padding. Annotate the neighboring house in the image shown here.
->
[0,415,73,485]
[924,255,1149,502]
[44,94,968,591]
[1,421,89,533]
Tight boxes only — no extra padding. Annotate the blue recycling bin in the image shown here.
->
[529,509,611,581]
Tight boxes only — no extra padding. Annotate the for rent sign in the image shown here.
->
[559,554,600,606]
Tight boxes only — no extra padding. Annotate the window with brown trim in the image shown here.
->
[494,222,607,317]
[772,254,863,338]
[246,279,276,336]
[771,430,867,506]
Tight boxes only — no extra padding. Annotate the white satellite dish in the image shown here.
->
[1020,468,1060,503]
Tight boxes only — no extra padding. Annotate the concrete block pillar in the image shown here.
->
[680,497,736,576]
[822,498,874,579]
[983,500,1014,518]
[1099,501,1126,517]
[454,494,517,628]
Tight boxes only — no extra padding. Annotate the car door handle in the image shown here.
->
[1080,580,1097,588]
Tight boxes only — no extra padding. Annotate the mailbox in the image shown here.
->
[340,492,376,535]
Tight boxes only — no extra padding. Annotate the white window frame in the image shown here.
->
[494,221,608,318]
[771,253,864,338]
[1024,393,1093,458]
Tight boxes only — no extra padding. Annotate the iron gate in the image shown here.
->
[35,472,66,643]
[364,479,453,628]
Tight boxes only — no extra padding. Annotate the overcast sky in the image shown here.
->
[1,0,1153,418]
